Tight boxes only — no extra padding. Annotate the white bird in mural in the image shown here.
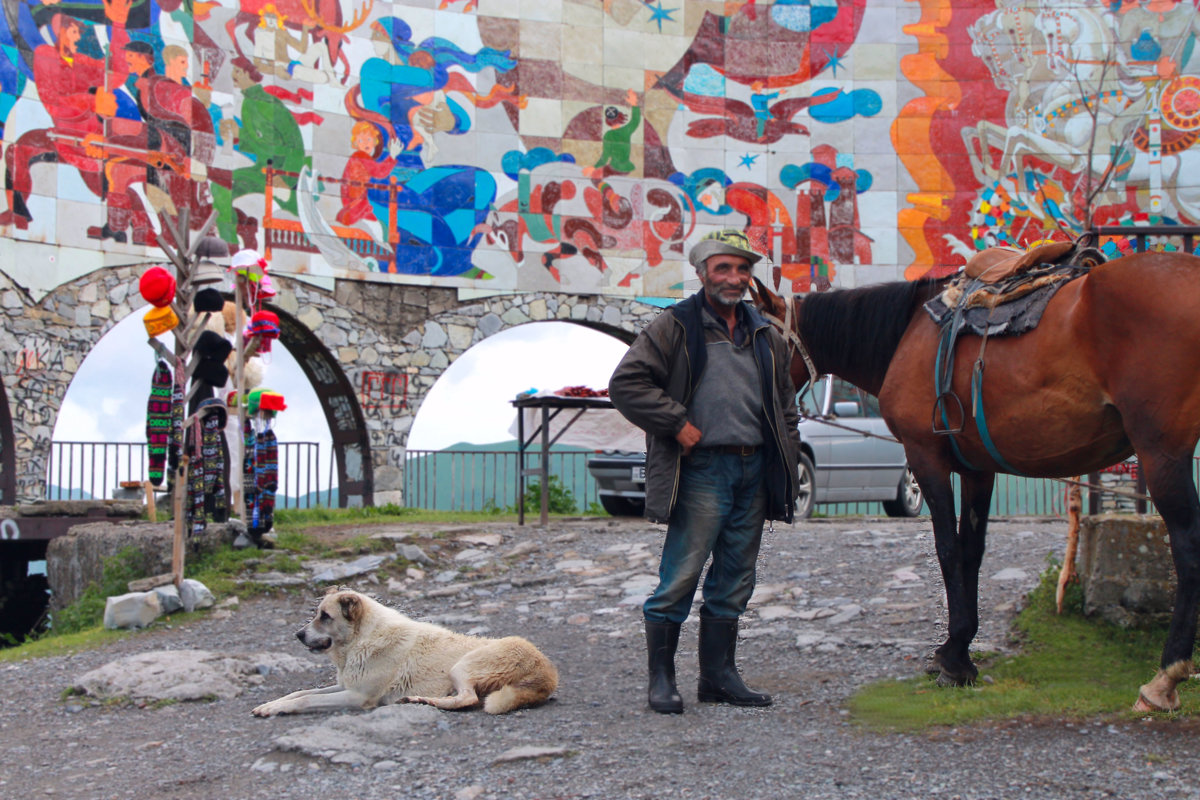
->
[295,165,387,274]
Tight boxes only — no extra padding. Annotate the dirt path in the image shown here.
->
[2,516,1197,800]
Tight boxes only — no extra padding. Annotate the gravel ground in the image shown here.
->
[2,515,1199,800]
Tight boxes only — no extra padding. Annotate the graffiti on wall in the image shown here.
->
[0,0,1196,297]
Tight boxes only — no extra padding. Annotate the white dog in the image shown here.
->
[252,589,559,716]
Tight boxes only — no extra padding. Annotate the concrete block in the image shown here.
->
[1078,514,1175,628]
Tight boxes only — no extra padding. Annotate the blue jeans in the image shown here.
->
[643,449,766,624]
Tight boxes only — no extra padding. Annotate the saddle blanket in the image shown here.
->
[923,262,1089,337]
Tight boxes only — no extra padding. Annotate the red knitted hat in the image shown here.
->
[139,266,176,308]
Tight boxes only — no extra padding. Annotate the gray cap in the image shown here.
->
[688,229,763,269]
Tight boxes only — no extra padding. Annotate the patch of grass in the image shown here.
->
[848,562,1194,731]
[1,626,134,662]
[45,547,148,636]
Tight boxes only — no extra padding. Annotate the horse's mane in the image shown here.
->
[798,277,947,384]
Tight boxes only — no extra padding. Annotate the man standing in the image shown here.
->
[609,229,801,714]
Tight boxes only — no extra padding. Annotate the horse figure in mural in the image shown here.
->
[749,244,1200,712]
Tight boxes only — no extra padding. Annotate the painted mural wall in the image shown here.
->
[0,0,1197,301]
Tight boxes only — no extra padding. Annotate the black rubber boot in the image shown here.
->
[645,620,684,714]
[697,616,771,706]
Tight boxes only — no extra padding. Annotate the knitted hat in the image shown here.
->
[193,260,227,286]
[688,229,763,270]
[196,396,228,427]
[245,310,280,353]
[232,248,267,281]
[143,305,179,337]
[193,287,225,313]
[194,237,230,287]
[139,266,177,308]
[259,390,287,412]
[193,329,234,363]
[193,358,229,388]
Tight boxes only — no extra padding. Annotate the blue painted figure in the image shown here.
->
[350,16,517,276]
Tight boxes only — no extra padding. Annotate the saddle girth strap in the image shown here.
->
[933,279,1027,476]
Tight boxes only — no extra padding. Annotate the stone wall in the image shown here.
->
[46,520,237,610]
[2,264,657,506]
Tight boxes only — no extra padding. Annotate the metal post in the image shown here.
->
[516,401,525,525]
[540,406,550,526]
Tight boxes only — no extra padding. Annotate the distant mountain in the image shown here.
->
[277,488,339,509]
[44,486,94,501]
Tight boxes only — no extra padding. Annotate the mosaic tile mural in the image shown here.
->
[1,0,1198,298]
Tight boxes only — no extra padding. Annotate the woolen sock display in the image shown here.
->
[244,417,258,529]
[168,359,186,480]
[201,412,228,522]
[255,427,279,533]
[188,420,206,536]
[145,360,172,486]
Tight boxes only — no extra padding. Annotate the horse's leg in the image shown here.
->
[928,470,995,686]
[1134,454,1200,711]
[908,456,969,682]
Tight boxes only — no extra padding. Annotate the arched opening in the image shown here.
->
[405,320,631,512]
[50,306,342,507]
[273,305,373,507]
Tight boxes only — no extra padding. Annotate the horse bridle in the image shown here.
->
[761,293,821,393]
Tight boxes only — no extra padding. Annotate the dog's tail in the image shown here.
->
[483,683,553,715]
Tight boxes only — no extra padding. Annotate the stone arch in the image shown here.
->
[0,264,149,501]
[270,303,373,508]
[391,291,653,500]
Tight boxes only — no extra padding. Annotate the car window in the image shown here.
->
[830,378,861,410]
[859,390,882,419]
[796,377,828,417]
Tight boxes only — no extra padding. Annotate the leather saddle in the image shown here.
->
[963,241,1076,284]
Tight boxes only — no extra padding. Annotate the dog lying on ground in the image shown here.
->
[251,588,558,716]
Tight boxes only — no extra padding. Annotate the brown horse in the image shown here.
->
[749,250,1200,712]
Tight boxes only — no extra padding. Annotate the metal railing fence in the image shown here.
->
[45,440,336,508]
[403,449,1175,518]
[404,449,600,513]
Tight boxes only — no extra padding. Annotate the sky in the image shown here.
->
[53,315,632,481]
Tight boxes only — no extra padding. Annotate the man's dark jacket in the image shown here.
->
[608,292,801,523]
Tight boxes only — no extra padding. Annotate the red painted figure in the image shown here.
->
[0,0,131,231]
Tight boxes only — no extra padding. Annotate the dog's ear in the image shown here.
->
[338,592,363,623]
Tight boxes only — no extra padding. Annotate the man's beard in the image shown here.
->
[704,283,745,308]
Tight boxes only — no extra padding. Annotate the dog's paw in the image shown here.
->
[399,695,430,706]
[252,702,281,717]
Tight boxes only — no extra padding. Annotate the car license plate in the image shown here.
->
[631,466,646,482]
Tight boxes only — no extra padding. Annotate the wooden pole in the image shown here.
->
[233,278,246,520]
[171,456,187,587]
[143,480,157,523]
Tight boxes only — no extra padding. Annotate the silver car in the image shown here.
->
[795,376,922,518]
[587,376,923,519]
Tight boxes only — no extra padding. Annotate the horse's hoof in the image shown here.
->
[1134,688,1179,713]
[936,670,975,688]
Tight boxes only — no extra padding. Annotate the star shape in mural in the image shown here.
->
[739,153,759,169]
[644,1,677,32]
[823,46,845,78]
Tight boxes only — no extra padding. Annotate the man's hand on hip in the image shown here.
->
[675,421,702,456]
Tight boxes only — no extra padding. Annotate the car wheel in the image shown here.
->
[883,466,923,517]
[795,452,815,519]
[600,495,645,517]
